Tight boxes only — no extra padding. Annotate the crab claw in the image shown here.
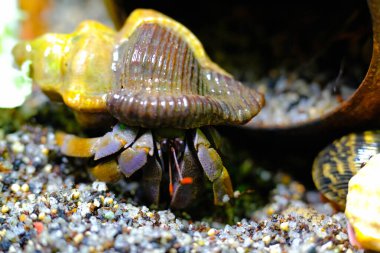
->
[118,130,163,205]
[118,131,154,177]
[194,128,233,205]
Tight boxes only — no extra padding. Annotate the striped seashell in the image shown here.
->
[312,130,380,209]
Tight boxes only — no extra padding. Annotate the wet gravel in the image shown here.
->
[0,125,362,252]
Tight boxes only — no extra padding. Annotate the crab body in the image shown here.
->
[13,9,264,208]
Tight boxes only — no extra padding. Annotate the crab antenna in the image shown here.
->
[171,147,193,185]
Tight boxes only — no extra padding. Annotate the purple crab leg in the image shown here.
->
[93,124,138,160]
[56,123,138,159]
[118,131,154,177]
[194,129,233,205]
[118,130,163,205]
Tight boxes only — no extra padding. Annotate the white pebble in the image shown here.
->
[207,228,216,236]
[21,183,29,192]
[280,221,289,232]
[262,235,272,246]
[92,181,107,192]
[10,184,20,193]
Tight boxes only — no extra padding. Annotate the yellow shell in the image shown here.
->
[13,21,116,112]
[345,153,380,251]
[13,9,264,129]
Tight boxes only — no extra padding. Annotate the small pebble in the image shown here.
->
[11,142,24,153]
[280,221,289,232]
[1,205,9,213]
[207,228,216,237]
[33,222,44,235]
[72,190,80,200]
[38,212,45,221]
[21,183,29,192]
[104,197,113,205]
[92,182,107,192]
[262,235,272,246]
[236,247,245,253]
[93,199,100,207]
[19,214,27,222]
[30,213,37,220]
[10,183,20,193]
[104,211,115,220]
[73,233,84,245]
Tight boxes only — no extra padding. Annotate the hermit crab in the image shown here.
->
[12,9,264,208]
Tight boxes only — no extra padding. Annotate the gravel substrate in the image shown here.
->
[248,73,356,127]
[0,125,362,252]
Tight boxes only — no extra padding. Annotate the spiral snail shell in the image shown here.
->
[12,9,264,208]
[312,130,380,209]
[13,9,264,129]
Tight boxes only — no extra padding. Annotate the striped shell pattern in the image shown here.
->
[109,22,264,128]
[312,130,380,209]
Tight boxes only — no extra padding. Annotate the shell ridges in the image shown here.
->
[108,21,264,128]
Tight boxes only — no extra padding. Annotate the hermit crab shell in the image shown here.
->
[13,9,264,129]
[312,131,380,209]
[345,153,380,251]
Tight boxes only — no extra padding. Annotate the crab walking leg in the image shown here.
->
[194,129,233,205]
[56,132,98,157]
[141,158,162,205]
[56,123,138,159]
[118,130,154,177]
[89,159,122,182]
[170,143,203,209]
[93,124,138,160]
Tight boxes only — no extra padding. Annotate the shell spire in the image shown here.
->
[108,9,264,129]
